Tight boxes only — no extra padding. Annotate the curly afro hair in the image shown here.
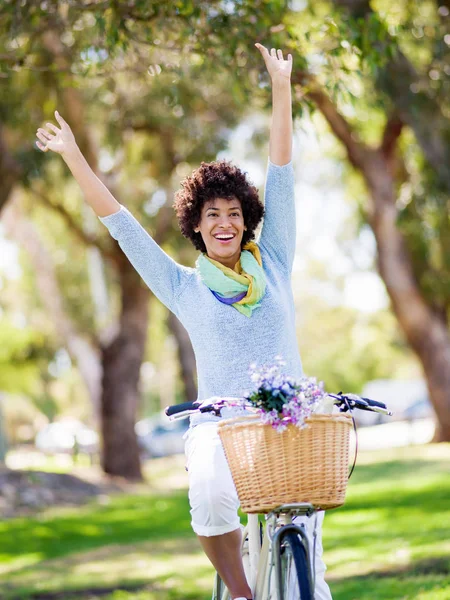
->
[173,159,264,253]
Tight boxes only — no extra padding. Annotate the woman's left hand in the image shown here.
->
[255,43,292,84]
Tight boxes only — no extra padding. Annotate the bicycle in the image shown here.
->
[166,393,392,600]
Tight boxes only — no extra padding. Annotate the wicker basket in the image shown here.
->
[217,412,352,513]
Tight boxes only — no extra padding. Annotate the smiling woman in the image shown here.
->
[34,41,332,600]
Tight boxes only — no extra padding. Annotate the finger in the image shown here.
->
[46,122,60,134]
[270,48,276,57]
[36,130,51,144]
[255,43,271,67]
[37,127,53,140]
[288,54,293,62]
[255,43,269,55]
[277,49,284,60]
[36,140,48,152]
[55,110,68,128]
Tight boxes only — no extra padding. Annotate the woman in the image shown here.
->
[36,43,332,600]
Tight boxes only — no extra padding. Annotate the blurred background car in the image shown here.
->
[35,418,99,455]
[135,411,189,458]
[355,379,433,426]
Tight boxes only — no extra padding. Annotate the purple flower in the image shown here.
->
[245,358,327,431]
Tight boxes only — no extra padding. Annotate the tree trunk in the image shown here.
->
[364,153,450,441]
[100,259,149,480]
[0,125,20,214]
[418,318,450,442]
[167,312,197,402]
[303,79,450,441]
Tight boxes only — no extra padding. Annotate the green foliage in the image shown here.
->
[248,387,286,414]
[1,0,449,434]
[299,297,416,394]
[0,318,53,395]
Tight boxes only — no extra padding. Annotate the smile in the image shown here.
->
[214,233,236,244]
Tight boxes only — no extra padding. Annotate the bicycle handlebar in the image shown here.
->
[165,401,200,417]
[165,392,392,421]
[362,397,388,410]
[327,393,392,414]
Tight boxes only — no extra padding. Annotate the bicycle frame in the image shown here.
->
[167,394,392,600]
[216,503,316,600]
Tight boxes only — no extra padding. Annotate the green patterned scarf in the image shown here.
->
[196,242,266,317]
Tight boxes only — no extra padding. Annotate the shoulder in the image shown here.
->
[259,243,292,281]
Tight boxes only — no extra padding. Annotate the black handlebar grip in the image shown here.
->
[362,397,387,410]
[165,401,199,417]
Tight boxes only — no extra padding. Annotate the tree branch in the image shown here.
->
[379,112,405,179]
[31,187,116,260]
[380,113,403,158]
[0,124,21,213]
[293,72,370,170]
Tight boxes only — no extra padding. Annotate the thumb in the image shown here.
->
[55,110,68,128]
[255,43,269,56]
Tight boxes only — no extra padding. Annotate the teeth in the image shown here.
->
[215,234,234,239]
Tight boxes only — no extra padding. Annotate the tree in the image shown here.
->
[0,2,252,478]
[283,0,450,439]
[2,0,449,445]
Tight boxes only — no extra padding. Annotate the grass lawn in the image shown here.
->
[0,444,449,599]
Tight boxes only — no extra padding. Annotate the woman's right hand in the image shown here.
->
[36,111,77,156]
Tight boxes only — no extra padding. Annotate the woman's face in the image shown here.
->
[194,197,247,269]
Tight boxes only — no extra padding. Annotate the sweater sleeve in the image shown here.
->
[258,159,296,275]
[99,205,191,314]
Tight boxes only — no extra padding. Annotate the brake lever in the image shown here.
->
[329,393,369,412]
[197,398,226,417]
[345,393,369,409]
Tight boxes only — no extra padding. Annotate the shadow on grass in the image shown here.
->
[2,450,450,599]
[0,491,192,565]
[330,556,450,581]
[2,582,150,600]
[331,574,449,600]
[314,466,450,579]
[2,583,206,600]
[329,555,450,600]
[0,537,214,600]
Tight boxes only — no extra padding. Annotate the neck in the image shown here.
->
[207,250,241,270]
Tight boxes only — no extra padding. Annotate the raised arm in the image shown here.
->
[255,44,296,274]
[36,111,120,217]
[35,112,191,314]
[255,43,293,165]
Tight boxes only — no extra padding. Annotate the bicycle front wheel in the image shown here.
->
[278,530,314,600]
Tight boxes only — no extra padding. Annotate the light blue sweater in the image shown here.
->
[99,159,303,423]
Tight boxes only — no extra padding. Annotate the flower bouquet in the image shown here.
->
[218,357,352,513]
[244,356,329,432]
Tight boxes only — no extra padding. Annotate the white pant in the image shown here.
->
[184,421,333,600]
